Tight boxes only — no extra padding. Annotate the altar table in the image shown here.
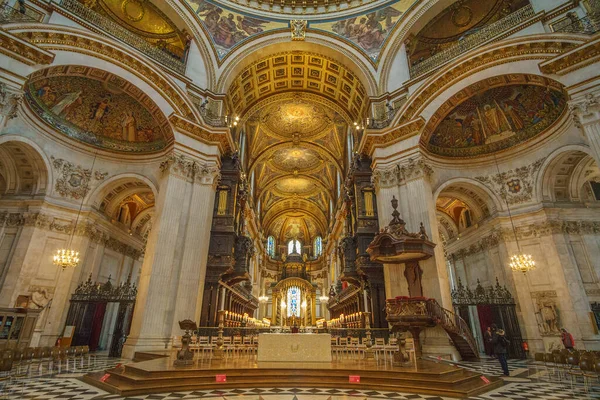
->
[257,333,332,362]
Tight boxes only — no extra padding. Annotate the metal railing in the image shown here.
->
[59,0,186,74]
[410,4,536,78]
[0,2,38,24]
[555,12,600,35]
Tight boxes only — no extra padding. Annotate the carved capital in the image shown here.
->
[372,157,433,190]
[0,83,23,120]
[160,152,220,186]
[569,93,600,128]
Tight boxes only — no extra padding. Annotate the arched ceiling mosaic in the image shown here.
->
[406,0,529,66]
[184,0,417,63]
[422,74,567,158]
[228,53,368,119]
[26,66,171,153]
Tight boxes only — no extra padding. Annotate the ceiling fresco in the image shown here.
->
[260,99,334,139]
[185,0,416,63]
[311,0,416,62]
[424,75,567,158]
[270,147,323,173]
[26,66,170,153]
[407,0,529,66]
[186,0,288,59]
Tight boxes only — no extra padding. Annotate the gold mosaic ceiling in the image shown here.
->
[228,52,368,121]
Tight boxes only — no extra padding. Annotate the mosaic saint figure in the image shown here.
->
[121,111,137,141]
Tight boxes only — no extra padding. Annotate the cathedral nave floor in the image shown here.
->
[2,355,599,400]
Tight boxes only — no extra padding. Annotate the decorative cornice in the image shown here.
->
[540,36,600,75]
[371,156,433,190]
[0,29,54,66]
[450,219,600,258]
[169,114,232,154]
[159,152,220,186]
[475,157,546,205]
[361,118,424,156]
[0,211,142,259]
[51,156,108,200]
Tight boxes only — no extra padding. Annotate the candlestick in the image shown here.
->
[363,289,369,313]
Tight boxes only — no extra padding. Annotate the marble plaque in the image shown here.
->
[257,333,332,362]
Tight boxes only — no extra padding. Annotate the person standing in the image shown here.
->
[484,326,494,357]
[560,328,575,350]
[492,328,510,376]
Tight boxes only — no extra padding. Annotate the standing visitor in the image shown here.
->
[492,328,510,376]
[560,328,575,350]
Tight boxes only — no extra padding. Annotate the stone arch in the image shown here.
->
[539,145,598,203]
[0,135,51,197]
[434,178,501,237]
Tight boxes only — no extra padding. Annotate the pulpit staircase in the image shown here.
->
[427,299,479,361]
[386,297,480,361]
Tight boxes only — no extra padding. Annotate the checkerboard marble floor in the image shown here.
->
[2,355,600,400]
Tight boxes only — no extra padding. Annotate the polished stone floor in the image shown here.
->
[0,354,599,399]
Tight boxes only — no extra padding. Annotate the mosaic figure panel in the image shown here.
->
[186,0,287,59]
[311,0,415,62]
[427,84,566,157]
[26,73,169,153]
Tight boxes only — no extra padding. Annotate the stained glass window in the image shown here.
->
[314,236,322,257]
[267,236,275,258]
[287,239,301,254]
[287,286,300,317]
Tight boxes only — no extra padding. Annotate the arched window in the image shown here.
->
[287,239,301,255]
[267,236,275,258]
[287,286,300,317]
[314,236,322,257]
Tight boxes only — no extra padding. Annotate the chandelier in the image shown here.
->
[493,155,536,274]
[259,293,269,302]
[53,152,98,270]
[319,295,329,302]
[53,249,80,269]
[509,253,536,274]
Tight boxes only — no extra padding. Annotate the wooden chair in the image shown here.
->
[0,350,14,398]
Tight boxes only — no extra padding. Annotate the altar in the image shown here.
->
[257,333,332,362]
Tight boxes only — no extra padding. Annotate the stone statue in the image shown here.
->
[29,288,51,309]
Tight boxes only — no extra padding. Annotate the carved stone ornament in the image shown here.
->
[371,157,433,189]
[0,83,23,120]
[51,156,107,199]
[0,211,142,259]
[160,152,220,185]
[290,20,307,41]
[475,157,546,205]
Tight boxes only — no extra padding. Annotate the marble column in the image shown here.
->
[570,92,600,166]
[122,152,218,358]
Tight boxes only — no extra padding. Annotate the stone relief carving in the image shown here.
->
[0,211,142,259]
[160,152,220,185]
[475,157,546,205]
[371,157,433,189]
[28,287,51,309]
[531,290,561,336]
[0,83,23,121]
[51,156,108,199]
